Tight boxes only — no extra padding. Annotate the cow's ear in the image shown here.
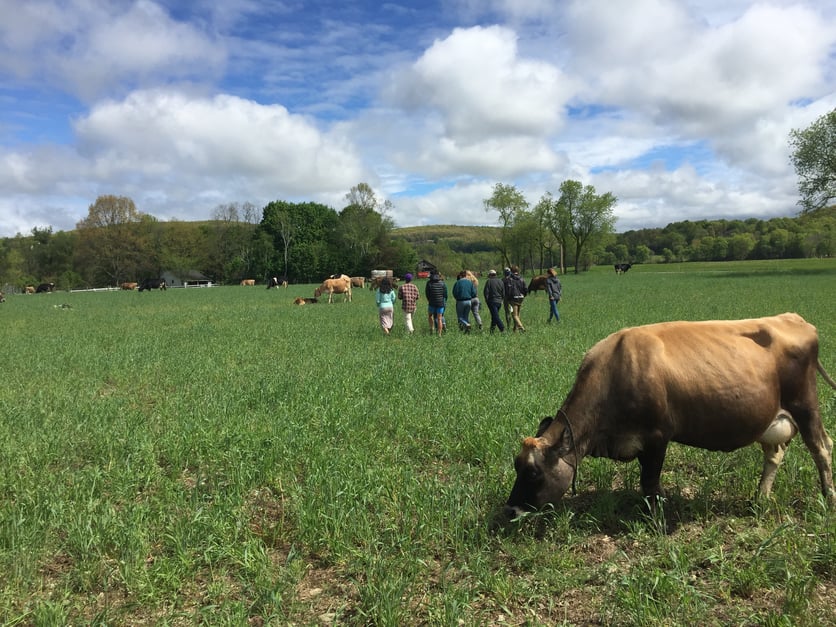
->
[535,416,553,437]
[521,436,545,452]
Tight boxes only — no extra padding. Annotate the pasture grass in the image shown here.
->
[1,258,836,625]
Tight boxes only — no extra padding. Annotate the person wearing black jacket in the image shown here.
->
[425,272,448,336]
[503,265,527,332]
[482,269,505,333]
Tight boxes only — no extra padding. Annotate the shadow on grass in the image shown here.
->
[489,488,759,537]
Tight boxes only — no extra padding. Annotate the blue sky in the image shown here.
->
[1,0,834,238]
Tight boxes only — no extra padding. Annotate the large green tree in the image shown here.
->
[483,183,529,268]
[74,195,149,286]
[554,180,617,274]
[260,201,340,282]
[339,183,395,275]
[790,109,836,212]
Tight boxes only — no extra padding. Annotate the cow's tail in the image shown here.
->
[818,359,836,390]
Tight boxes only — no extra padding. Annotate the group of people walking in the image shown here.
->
[374,266,562,336]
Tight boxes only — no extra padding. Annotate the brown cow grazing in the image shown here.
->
[526,274,548,295]
[24,285,35,294]
[240,279,256,286]
[350,276,365,289]
[315,274,352,303]
[121,282,138,290]
[506,313,836,517]
[293,296,319,305]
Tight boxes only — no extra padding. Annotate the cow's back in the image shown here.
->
[574,313,820,452]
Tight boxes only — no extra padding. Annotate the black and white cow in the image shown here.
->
[138,278,167,292]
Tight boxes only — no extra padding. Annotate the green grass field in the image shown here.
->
[2,259,836,625]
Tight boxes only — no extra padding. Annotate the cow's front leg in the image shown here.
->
[637,443,668,507]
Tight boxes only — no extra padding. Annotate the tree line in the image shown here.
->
[0,184,418,291]
[2,195,833,293]
[1,110,833,291]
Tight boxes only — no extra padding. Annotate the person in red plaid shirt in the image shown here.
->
[397,273,420,334]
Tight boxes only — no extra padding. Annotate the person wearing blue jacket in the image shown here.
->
[452,270,477,333]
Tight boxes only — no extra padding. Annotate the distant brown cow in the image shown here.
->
[293,297,319,305]
[526,274,548,295]
[24,285,35,294]
[0,291,5,303]
[240,279,256,286]
[350,276,365,289]
[315,274,352,303]
[121,282,138,290]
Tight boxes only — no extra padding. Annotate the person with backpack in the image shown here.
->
[503,265,528,332]
[425,272,448,336]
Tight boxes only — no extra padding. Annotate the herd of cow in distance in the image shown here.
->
[5,265,836,519]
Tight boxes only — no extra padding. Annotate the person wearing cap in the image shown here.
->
[483,269,506,332]
[503,264,528,332]
[425,272,448,336]
[397,273,420,334]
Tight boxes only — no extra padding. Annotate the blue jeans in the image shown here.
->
[549,298,560,322]
[487,301,505,332]
[455,299,472,329]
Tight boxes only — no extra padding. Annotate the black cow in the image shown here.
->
[35,282,55,293]
[614,263,632,274]
[266,276,288,289]
[138,278,167,292]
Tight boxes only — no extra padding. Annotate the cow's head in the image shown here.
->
[505,417,575,518]
[313,287,323,298]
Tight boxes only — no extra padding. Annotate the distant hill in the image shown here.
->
[392,224,502,275]
[393,224,499,252]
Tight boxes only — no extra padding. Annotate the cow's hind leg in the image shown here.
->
[756,410,797,498]
[757,441,788,498]
[794,408,836,505]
